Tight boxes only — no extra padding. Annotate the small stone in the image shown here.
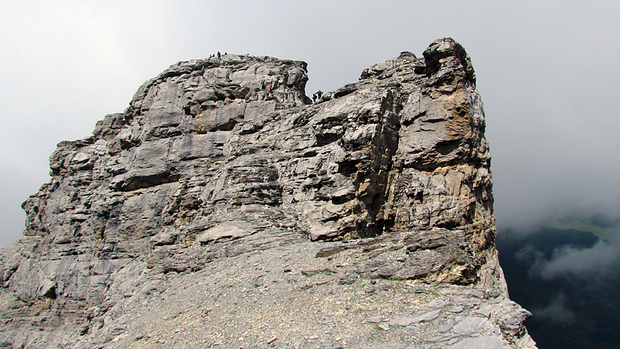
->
[484,289,502,299]
[338,277,356,285]
[388,316,416,326]
[446,335,505,348]
[366,316,383,323]
[450,306,464,313]
[414,309,442,323]
[451,317,488,336]
[437,319,455,333]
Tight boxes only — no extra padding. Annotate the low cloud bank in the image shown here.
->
[535,239,620,280]
[514,222,620,281]
[533,293,576,325]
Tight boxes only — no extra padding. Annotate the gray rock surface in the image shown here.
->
[0,38,536,348]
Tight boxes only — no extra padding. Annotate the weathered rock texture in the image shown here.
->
[0,38,536,348]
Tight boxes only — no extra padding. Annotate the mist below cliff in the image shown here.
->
[497,214,620,349]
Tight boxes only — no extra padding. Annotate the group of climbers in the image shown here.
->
[209,51,228,60]
[312,90,323,103]
[260,80,275,91]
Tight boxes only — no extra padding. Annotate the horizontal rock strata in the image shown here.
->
[0,38,536,348]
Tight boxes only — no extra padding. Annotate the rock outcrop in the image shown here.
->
[0,38,536,348]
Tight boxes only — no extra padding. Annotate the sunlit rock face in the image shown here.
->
[0,38,536,348]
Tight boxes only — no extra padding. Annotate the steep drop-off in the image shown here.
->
[0,38,536,348]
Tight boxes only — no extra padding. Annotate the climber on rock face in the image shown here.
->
[312,93,317,103]
[316,90,323,99]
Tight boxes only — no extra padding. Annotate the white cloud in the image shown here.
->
[538,239,620,280]
[534,293,576,325]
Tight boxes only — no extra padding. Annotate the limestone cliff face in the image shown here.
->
[0,38,535,348]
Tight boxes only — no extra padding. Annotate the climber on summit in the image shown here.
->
[316,90,323,100]
[312,92,317,103]
[217,51,221,59]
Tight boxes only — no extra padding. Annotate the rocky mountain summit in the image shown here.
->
[0,38,536,348]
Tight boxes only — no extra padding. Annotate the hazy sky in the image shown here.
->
[2,1,620,246]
